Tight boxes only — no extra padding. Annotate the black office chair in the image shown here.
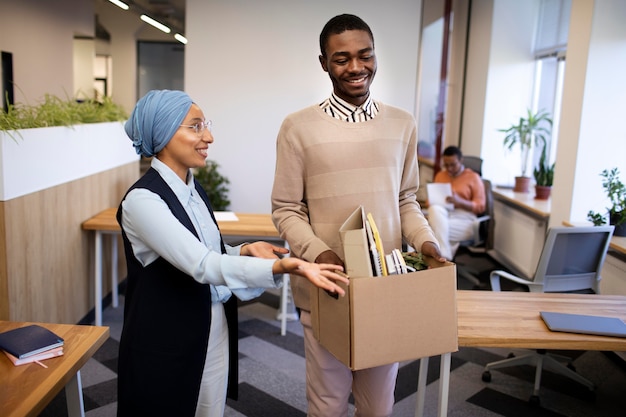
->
[481,225,615,405]
[463,155,483,176]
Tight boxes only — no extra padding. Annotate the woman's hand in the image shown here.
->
[273,257,349,297]
[240,241,289,259]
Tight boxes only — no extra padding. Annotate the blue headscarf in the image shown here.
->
[125,90,193,157]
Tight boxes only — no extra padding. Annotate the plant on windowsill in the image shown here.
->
[533,144,554,200]
[587,167,626,237]
[499,108,552,193]
[193,160,231,211]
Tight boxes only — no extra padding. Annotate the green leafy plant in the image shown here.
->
[401,251,429,271]
[533,145,555,187]
[193,160,231,211]
[0,92,128,140]
[587,168,626,227]
[500,108,552,178]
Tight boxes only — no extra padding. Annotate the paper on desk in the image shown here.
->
[214,211,239,221]
[426,183,454,211]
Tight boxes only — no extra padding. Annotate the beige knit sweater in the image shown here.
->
[271,102,438,311]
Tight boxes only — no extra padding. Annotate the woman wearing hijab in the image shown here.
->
[116,90,348,417]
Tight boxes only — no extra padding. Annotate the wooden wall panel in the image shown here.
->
[0,161,138,323]
[0,203,7,319]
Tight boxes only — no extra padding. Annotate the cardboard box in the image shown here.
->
[312,206,458,370]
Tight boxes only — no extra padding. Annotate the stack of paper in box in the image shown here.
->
[0,324,64,366]
[312,205,458,370]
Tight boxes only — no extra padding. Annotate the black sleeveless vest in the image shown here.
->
[116,167,238,417]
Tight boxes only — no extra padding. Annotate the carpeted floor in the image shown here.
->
[39,251,626,417]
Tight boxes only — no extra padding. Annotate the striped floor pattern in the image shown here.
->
[38,286,626,417]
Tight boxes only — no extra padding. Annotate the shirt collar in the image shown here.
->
[322,92,378,122]
[151,157,195,202]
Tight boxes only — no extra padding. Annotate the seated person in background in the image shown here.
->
[428,146,486,260]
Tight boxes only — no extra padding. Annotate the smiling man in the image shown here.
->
[271,14,444,417]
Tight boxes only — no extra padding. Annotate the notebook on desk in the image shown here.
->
[540,311,626,338]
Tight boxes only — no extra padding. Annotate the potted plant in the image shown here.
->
[587,167,626,237]
[499,108,552,192]
[193,160,231,211]
[533,144,554,200]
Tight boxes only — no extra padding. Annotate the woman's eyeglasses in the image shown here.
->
[180,120,212,136]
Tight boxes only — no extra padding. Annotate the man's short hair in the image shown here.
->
[319,14,374,57]
[443,145,463,159]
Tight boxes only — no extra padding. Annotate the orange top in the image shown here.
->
[434,168,485,214]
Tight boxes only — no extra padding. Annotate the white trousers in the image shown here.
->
[195,301,229,417]
[427,204,476,260]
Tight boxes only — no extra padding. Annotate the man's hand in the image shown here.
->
[421,241,447,263]
[314,250,345,268]
[240,241,289,259]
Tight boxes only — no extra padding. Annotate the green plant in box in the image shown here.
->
[0,92,128,141]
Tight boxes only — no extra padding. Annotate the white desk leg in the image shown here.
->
[95,231,103,327]
[438,352,451,417]
[415,353,451,417]
[415,356,429,417]
[65,370,85,417]
[280,275,289,336]
[111,234,119,308]
[278,241,295,336]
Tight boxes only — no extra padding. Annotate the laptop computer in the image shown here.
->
[540,311,626,338]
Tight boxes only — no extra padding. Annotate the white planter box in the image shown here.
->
[0,122,138,201]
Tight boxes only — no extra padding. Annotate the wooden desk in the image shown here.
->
[416,290,626,417]
[0,321,109,417]
[81,209,292,333]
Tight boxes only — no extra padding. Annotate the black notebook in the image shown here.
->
[540,311,626,338]
[0,324,65,359]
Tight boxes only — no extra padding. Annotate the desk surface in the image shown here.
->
[0,321,109,417]
[493,188,551,218]
[82,208,279,238]
[457,290,626,351]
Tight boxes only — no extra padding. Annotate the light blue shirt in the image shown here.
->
[120,158,282,302]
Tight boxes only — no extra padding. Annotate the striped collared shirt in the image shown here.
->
[320,92,379,122]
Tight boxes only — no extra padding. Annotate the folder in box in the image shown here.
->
[339,206,374,278]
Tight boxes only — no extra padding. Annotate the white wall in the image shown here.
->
[463,0,538,187]
[95,0,176,113]
[185,0,422,213]
[73,38,96,100]
[551,0,626,226]
[0,0,94,103]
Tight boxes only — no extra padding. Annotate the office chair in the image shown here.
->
[481,225,615,405]
[462,155,483,176]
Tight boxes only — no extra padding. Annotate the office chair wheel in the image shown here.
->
[481,370,492,382]
[507,352,515,358]
[529,395,541,407]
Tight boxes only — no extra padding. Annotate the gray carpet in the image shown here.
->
[39,251,626,416]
